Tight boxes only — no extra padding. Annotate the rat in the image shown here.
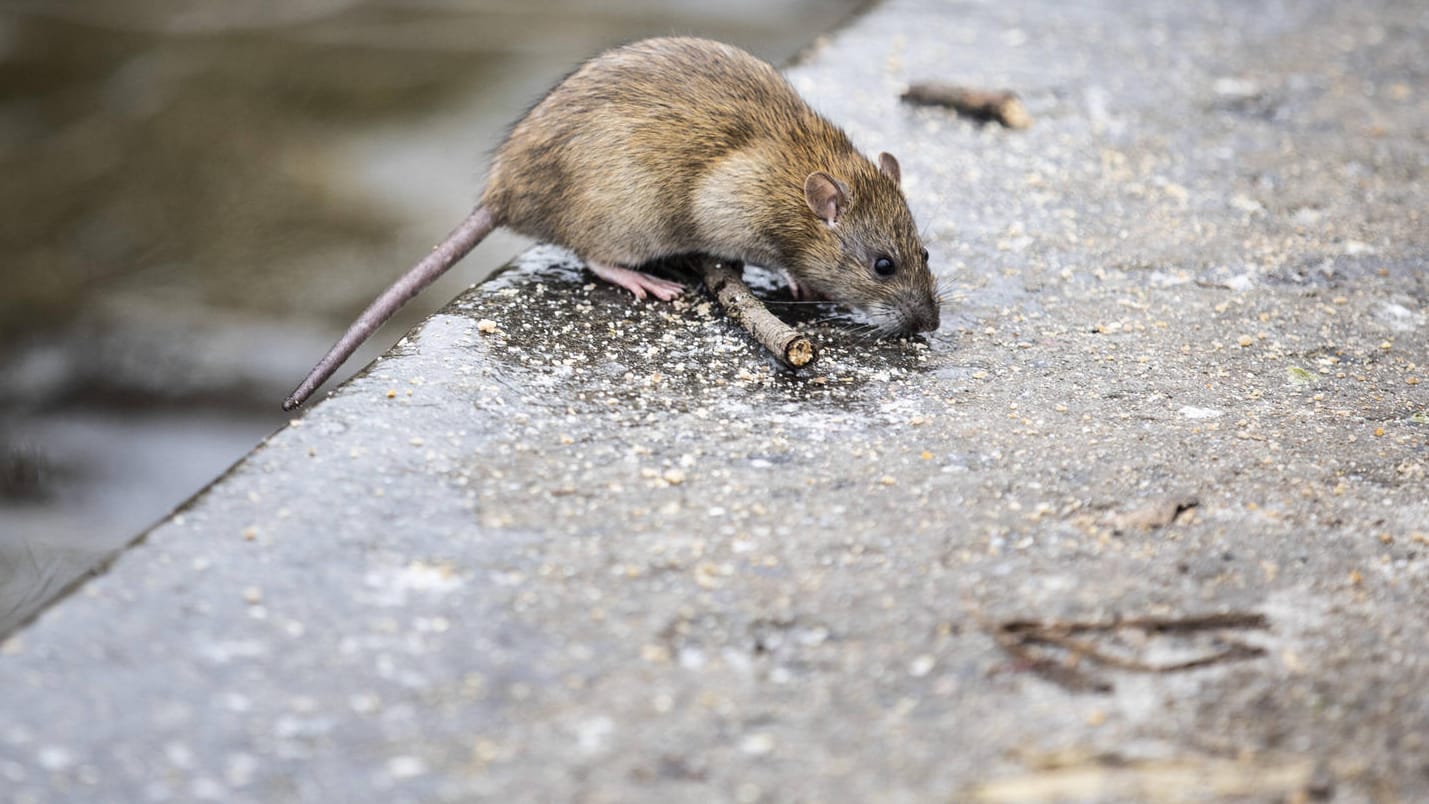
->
[284,36,940,410]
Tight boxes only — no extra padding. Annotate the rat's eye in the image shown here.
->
[873,256,896,277]
[919,248,930,263]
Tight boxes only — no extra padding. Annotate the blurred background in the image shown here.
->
[0,0,864,635]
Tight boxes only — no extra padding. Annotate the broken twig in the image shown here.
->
[901,82,1032,129]
[697,258,817,370]
[992,611,1268,692]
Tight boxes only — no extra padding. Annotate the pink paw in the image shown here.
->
[587,261,685,301]
[786,271,826,301]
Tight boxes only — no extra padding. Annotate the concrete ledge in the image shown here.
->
[3,0,1427,800]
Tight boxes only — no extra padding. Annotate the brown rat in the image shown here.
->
[284,37,939,410]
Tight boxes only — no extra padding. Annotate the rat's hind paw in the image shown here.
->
[785,271,827,301]
[587,261,684,301]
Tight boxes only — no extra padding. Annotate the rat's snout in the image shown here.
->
[873,299,940,336]
[909,297,941,333]
[913,307,941,333]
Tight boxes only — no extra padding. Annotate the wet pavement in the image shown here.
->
[2,0,1427,800]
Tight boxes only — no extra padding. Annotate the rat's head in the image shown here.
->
[793,152,940,335]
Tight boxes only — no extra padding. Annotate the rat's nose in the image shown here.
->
[914,303,941,333]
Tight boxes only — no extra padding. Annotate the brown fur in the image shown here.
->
[484,37,939,334]
[284,37,939,409]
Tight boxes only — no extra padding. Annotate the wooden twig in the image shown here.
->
[991,612,1268,692]
[901,82,1032,129]
[696,257,818,370]
[1000,612,1268,636]
[992,629,1113,693]
[1013,630,1265,674]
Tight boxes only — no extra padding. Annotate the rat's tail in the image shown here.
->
[282,205,498,411]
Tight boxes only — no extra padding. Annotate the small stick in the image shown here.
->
[1013,629,1265,674]
[991,629,1112,693]
[990,611,1268,692]
[901,82,1032,129]
[999,612,1268,636]
[697,258,818,369]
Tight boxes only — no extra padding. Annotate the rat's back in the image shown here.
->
[482,37,852,267]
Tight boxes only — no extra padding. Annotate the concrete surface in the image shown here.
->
[2,0,1426,801]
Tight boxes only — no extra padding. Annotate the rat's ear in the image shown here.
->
[805,171,847,224]
[878,152,901,185]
